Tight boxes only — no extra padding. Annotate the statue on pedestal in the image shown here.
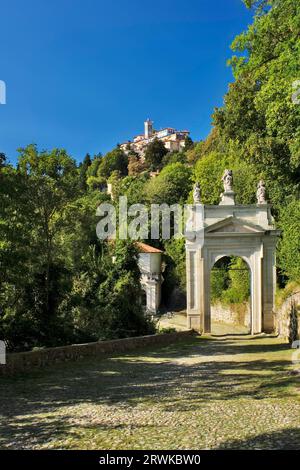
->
[257,180,267,204]
[222,169,233,192]
[193,182,201,204]
[219,169,235,205]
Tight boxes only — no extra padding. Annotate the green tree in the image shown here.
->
[213,0,300,208]
[193,151,226,204]
[117,175,149,205]
[146,162,192,205]
[0,152,6,167]
[210,257,250,305]
[0,145,155,350]
[278,199,300,282]
[163,238,186,297]
[86,154,106,190]
[193,139,263,206]
[162,151,187,167]
[210,270,227,303]
[128,154,146,176]
[0,159,35,346]
[1,145,81,350]
[71,241,155,340]
[144,138,168,171]
[222,257,250,304]
[79,153,92,191]
[102,241,155,338]
[184,135,194,151]
[97,147,128,179]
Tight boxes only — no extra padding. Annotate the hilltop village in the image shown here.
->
[120,119,190,157]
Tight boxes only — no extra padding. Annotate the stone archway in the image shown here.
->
[210,255,251,334]
[185,172,280,335]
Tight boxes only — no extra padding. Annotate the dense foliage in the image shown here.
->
[211,257,250,305]
[197,0,300,283]
[1,0,299,350]
[0,148,154,351]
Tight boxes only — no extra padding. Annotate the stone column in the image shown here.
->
[203,252,211,333]
[251,250,263,334]
[146,279,158,313]
[262,237,277,332]
[186,247,203,331]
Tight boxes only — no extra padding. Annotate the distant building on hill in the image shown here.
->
[120,119,190,156]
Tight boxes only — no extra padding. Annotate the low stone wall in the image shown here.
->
[211,302,250,328]
[276,291,300,340]
[0,330,194,377]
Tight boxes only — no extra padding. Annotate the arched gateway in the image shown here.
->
[185,172,280,335]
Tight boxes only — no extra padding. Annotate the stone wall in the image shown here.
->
[211,302,250,328]
[276,291,300,340]
[210,292,300,337]
[0,330,194,377]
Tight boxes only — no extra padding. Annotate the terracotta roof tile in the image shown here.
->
[136,242,163,253]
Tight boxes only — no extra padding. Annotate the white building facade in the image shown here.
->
[137,242,163,313]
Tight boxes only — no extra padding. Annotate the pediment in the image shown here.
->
[205,216,265,235]
[210,222,255,233]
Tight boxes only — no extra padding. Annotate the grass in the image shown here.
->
[275,281,300,307]
[0,334,299,450]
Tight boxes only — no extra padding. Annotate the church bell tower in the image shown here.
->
[144,118,153,139]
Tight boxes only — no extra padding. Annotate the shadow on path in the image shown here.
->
[0,336,298,449]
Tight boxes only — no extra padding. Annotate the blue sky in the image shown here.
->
[0,0,253,165]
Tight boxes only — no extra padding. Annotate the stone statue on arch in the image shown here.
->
[222,169,233,192]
